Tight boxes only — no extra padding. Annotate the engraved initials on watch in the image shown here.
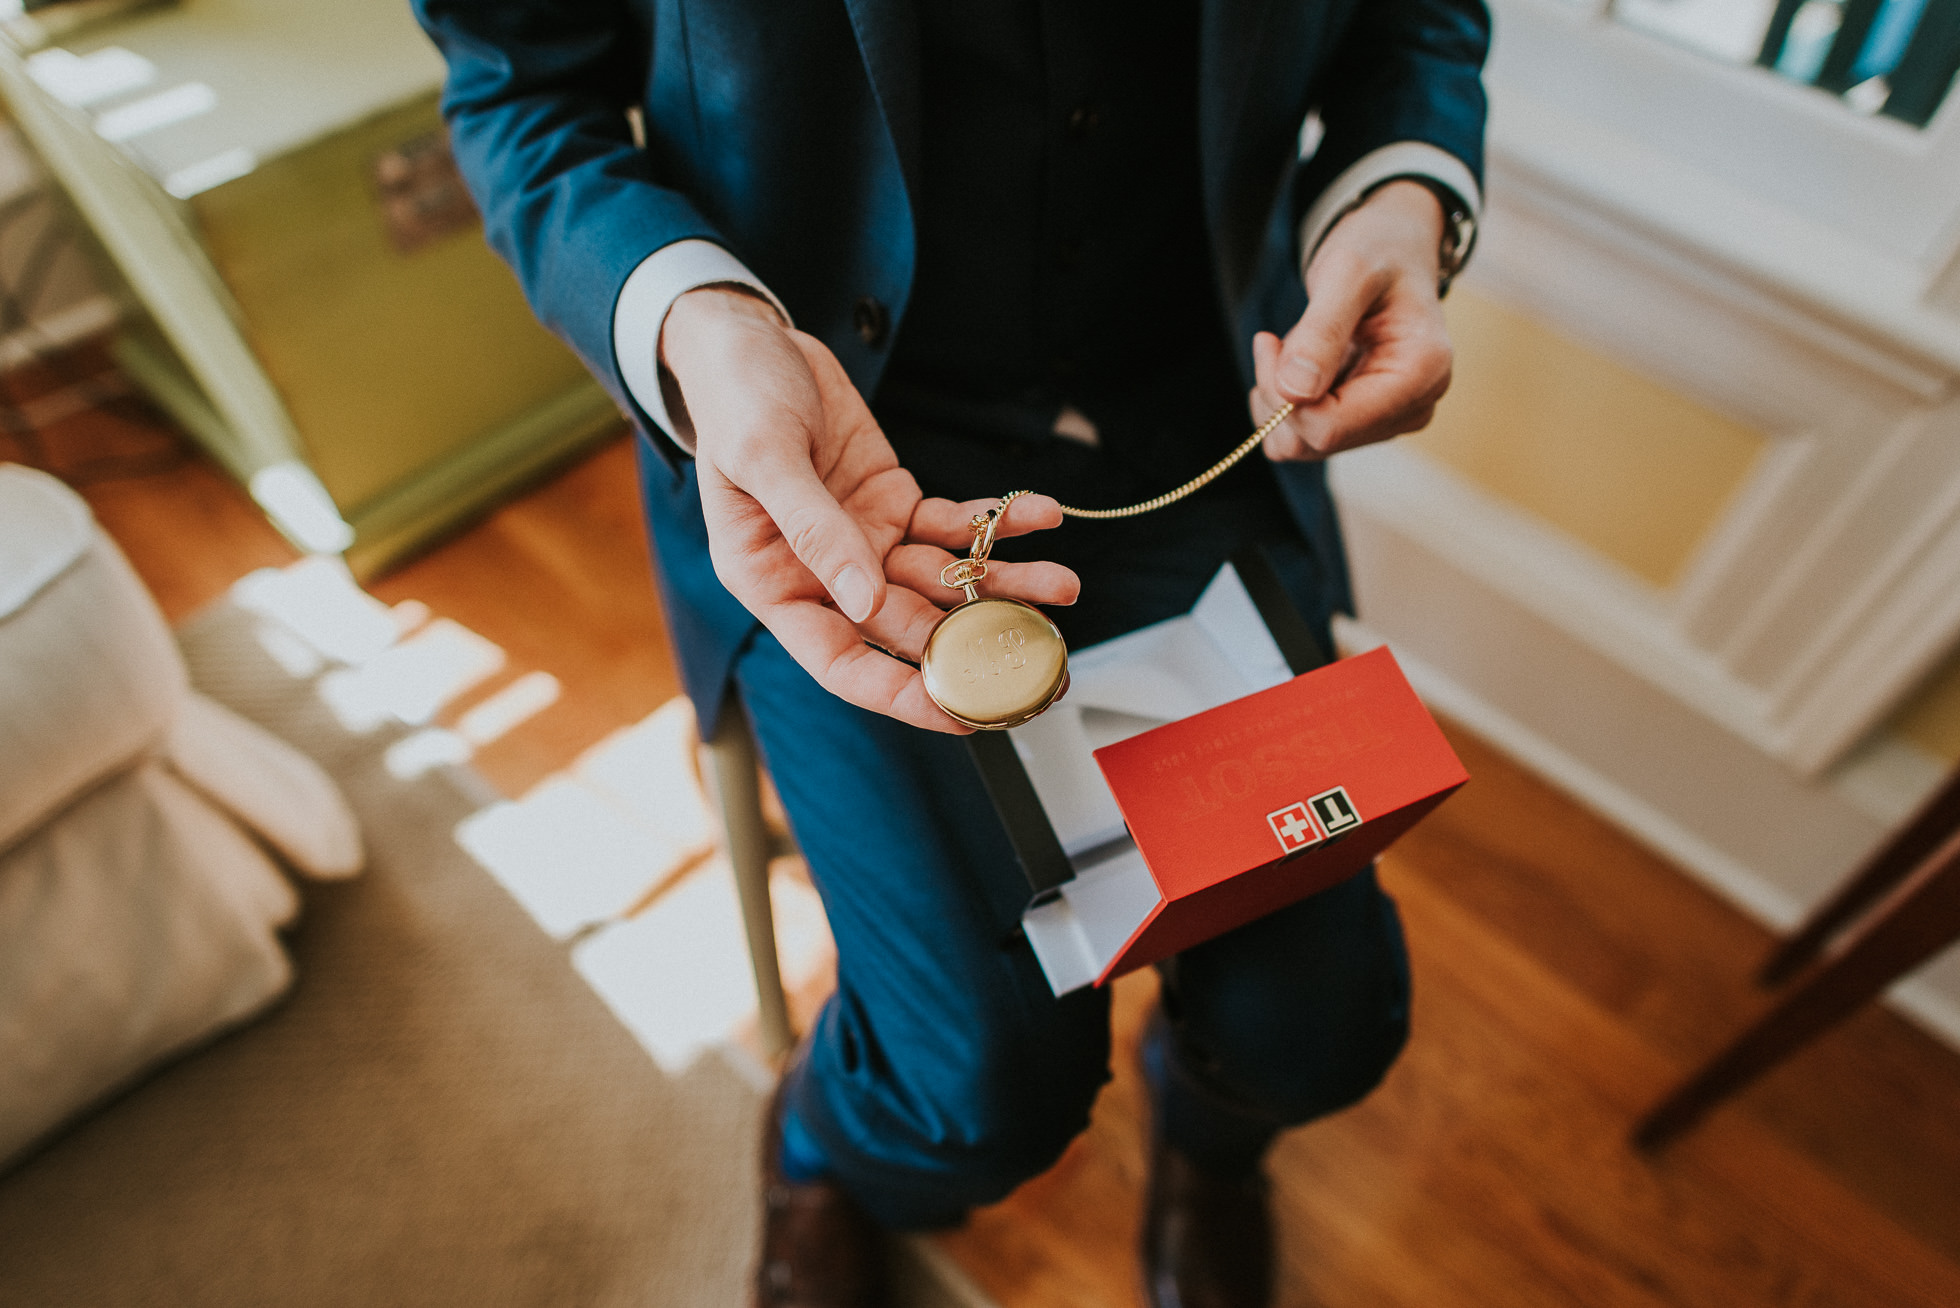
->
[961,626,1030,682]
[998,626,1027,669]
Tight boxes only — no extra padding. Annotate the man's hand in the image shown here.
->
[1252,179,1454,461]
[660,287,1078,733]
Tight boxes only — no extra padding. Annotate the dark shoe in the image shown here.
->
[754,1078,889,1308]
[1141,1132,1275,1308]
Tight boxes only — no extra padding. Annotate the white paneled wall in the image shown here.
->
[1339,0,1960,1046]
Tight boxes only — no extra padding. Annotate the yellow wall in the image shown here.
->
[1413,288,1768,589]
[1892,651,1960,764]
[1420,287,1960,764]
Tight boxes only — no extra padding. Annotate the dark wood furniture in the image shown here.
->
[1636,764,1960,1150]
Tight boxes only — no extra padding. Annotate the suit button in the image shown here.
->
[853,296,889,347]
[1067,104,1101,137]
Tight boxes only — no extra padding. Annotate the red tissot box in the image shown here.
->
[1085,645,1467,982]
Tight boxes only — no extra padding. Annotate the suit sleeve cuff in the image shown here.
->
[1296,142,1482,278]
[612,239,791,454]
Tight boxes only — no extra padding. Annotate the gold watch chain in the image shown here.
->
[1051,401,1295,520]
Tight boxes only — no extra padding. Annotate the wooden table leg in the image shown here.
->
[704,703,795,1062]
[1635,825,1960,1151]
[1760,766,1960,986]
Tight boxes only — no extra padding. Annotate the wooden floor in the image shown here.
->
[14,345,1960,1307]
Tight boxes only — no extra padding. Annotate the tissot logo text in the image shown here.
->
[1266,802,1324,855]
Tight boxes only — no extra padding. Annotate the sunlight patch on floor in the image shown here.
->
[383,728,474,779]
[457,670,561,744]
[317,619,504,731]
[575,859,828,1075]
[459,771,697,938]
[233,556,400,665]
[227,555,836,1080]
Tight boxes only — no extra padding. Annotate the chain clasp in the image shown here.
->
[939,491,1029,602]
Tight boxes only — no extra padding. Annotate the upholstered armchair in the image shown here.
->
[0,464,362,1169]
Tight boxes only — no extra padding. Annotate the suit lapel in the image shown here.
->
[840,0,922,214]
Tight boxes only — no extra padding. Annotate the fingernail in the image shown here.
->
[832,566,874,622]
[1278,356,1322,399]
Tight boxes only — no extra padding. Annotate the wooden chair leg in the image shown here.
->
[703,703,795,1062]
[1760,765,1960,986]
[1635,825,1960,1151]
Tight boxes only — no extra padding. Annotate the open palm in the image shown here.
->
[686,321,1076,732]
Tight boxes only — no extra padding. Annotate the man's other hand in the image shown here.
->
[1252,179,1454,461]
[660,287,1078,733]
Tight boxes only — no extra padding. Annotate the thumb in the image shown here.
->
[741,444,886,623]
[1277,259,1383,403]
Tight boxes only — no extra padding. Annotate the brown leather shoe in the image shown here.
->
[754,1078,889,1308]
[1140,1131,1275,1308]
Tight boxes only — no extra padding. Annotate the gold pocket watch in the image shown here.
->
[917,402,1297,731]
[920,492,1070,730]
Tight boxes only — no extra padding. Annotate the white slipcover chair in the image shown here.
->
[0,464,363,1169]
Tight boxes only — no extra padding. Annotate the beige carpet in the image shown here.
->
[0,602,982,1307]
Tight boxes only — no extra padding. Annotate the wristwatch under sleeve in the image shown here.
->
[1408,176,1477,297]
[1314,173,1479,298]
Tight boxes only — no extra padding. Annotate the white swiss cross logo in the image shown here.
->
[1267,803,1325,856]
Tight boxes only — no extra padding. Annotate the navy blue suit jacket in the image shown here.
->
[414,0,1489,724]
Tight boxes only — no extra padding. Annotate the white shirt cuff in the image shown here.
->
[612,238,791,453]
[1296,141,1482,278]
